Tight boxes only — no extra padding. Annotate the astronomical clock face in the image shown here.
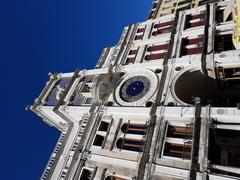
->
[115,69,158,106]
[120,76,150,102]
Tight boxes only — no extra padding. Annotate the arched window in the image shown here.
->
[116,138,144,152]
[121,123,147,135]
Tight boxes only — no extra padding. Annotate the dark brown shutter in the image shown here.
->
[147,44,169,52]
[145,53,167,60]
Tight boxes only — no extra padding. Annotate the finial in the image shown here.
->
[25,105,30,111]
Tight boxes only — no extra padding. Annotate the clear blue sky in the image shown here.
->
[1,0,151,179]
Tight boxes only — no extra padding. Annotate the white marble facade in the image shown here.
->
[30,0,240,179]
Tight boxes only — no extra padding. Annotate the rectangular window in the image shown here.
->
[199,0,209,6]
[144,43,169,61]
[147,43,169,52]
[105,175,129,180]
[84,98,92,104]
[176,4,191,13]
[137,28,145,33]
[185,12,205,29]
[129,49,138,55]
[69,95,84,106]
[163,142,191,159]
[44,88,58,106]
[162,6,171,11]
[216,67,240,80]
[125,57,135,64]
[59,77,71,88]
[180,36,203,56]
[148,11,155,19]
[214,34,235,52]
[134,26,146,40]
[93,135,104,146]
[215,9,224,23]
[81,84,90,93]
[215,9,232,23]
[116,138,145,152]
[145,53,167,61]
[152,20,174,36]
[98,121,109,131]
[125,48,138,65]
[167,125,193,139]
[209,128,240,177]
[162,123,193,159]
[79,168,94,180]
[134,35,144,40]
[178,0,192,6]
[152,26,172,36]
[152,2,157,9]
[85,76,94,83]
[154,21,174,29]
[121,122,147,135]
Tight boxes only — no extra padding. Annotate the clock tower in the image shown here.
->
[29,0,240,179]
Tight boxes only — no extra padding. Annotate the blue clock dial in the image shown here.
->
[120,76,150,102]
[126,81,145,96]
